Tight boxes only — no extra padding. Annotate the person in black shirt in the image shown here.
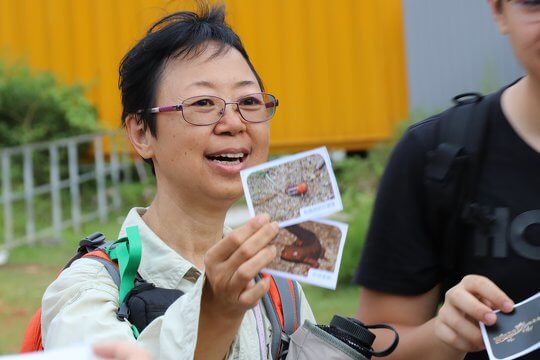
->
[354,1,540,359]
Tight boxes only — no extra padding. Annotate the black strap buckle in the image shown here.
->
[78,232,107,253]
[452,92,483,105]
[117,302,130,321]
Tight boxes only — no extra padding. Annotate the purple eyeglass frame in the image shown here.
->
[136,92,279,126]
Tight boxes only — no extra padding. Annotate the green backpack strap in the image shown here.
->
[106,225,142,337]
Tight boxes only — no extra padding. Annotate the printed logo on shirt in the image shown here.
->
[473,209,540,260]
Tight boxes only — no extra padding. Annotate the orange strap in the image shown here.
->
[82,249,118,269]
[20,250,117,353]
[20,308,43,353]
[262,273,284,328]
[286,279,299,330]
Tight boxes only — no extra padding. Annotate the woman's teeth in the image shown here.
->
[207,153,245,164]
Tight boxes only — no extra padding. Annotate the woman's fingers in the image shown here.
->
[202,214,281,315]
[205,215,271,264]
[229,245,277,291]
[238,276,271,308]
[224,221,279,270]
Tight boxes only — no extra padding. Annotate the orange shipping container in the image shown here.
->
[0,0,408,153]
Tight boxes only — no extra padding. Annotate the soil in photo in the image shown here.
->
[247,154,335,223]
[268,221,342,276]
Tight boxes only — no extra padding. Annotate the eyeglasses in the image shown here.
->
[509,0,540,23]
[137,92,279,126]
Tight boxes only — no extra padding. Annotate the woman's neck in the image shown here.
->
[141,190,230,270]
[501,75,540,152]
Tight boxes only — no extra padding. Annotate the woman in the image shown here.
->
[41,3,315,359]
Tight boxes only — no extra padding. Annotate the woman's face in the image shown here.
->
[145,43,270,206]
[491,0,540,80]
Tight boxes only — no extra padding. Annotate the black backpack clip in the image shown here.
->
[78,232,107,253]
[452,92,483,106]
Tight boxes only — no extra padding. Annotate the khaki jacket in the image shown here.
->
[41,207,315,360]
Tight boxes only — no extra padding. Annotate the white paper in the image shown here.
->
[480,292,540,360]
[262,218,348,290]
[240,146,343,227]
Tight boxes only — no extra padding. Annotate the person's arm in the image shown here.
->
[41,260,136,349]
[358,275,514,359]
[357,285,464,359]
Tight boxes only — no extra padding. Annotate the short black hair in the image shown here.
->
[119,1,263,137]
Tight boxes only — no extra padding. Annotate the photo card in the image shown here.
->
[262,219,348,290]
[480,291,540,360]
[240,147,343,227]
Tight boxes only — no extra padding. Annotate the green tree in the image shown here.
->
[0,61,99,147]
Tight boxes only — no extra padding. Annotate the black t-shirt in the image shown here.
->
[354,84,540,360]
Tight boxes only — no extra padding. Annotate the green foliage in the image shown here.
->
[303,284,360,323]
[117,179,157,208]
[338,190,374,284]
[0,61,99,147]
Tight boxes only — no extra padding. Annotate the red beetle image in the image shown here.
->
[286,182,308,196]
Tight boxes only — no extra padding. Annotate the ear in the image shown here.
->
[125,114,154,160]
[488,0,509,34]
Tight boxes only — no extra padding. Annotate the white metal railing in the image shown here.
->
[0,132,135,260]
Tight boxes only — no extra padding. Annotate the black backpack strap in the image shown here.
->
[424,92,497,275]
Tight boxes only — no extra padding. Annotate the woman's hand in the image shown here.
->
[202,214,279,319]
[434,275,514,353]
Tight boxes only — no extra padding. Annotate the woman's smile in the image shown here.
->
[204,146,251,175]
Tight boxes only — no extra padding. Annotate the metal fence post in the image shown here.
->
[68,140,81,232]
[2,151,13,251]
[49,143,62,238]
[122,142,133,184]
[23,147,35,244]
[109,133,121,211]
[94,135,107,223]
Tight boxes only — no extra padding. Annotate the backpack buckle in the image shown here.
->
[78,232,107,253]
[117,302,130,321]
[452,92,483,105]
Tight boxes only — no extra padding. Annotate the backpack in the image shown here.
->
[20,226,301,360]
[422,91,497,290]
